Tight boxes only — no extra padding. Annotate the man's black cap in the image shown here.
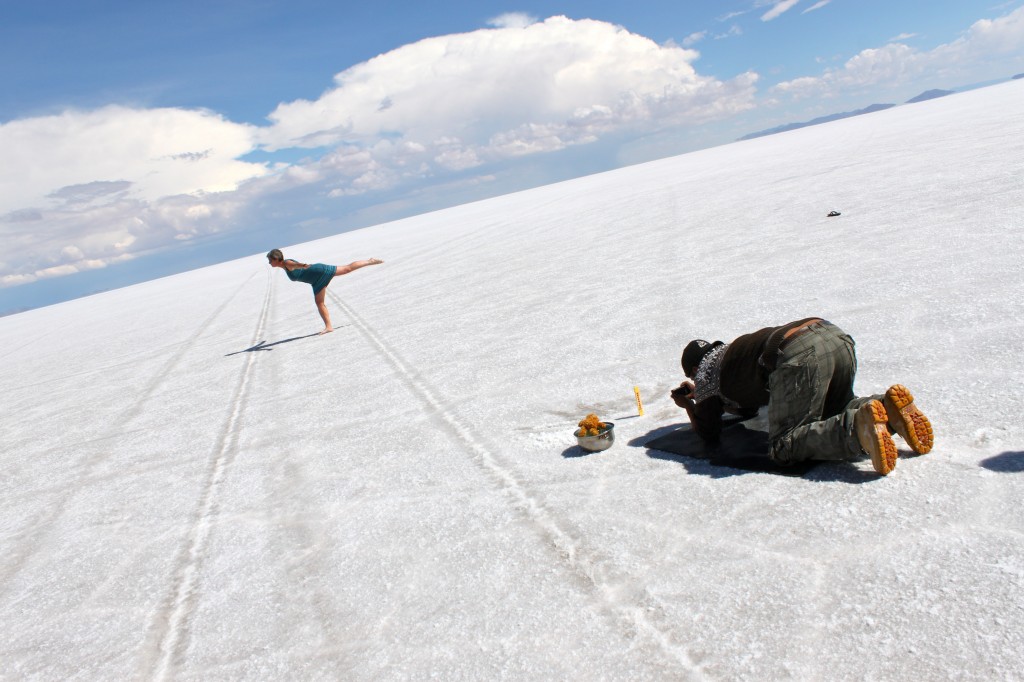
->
[682,339,722,377]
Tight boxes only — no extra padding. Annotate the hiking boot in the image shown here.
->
[883,384,933,454]
[856,400,897,475]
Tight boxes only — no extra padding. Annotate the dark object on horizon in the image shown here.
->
[1013,73,1024,80]
[906,89,954,103]
[828,211,841,217]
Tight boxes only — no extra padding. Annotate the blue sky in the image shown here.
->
[3,0,1023,315]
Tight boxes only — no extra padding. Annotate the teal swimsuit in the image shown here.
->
[285,262,336,295]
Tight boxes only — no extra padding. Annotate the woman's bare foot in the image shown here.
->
[368,258,383,265]
[318,327,334,335]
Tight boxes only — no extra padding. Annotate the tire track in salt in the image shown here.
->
[0,271,262,599]
[329,291,706,680]
[273,457,346,657]
[141,271,275,681]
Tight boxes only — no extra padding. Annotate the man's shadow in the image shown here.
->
[225,333,320,356]
[622,421,878,484]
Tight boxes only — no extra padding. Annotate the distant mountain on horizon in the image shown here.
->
[739,87,960,141]
[739,103,896,141]
[1014,73,1024,80]
[905,89,955,103]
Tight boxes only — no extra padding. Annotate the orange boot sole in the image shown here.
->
[884,385,934,455]
[856,400,898,475]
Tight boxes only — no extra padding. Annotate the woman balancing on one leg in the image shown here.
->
[266,249,383,335]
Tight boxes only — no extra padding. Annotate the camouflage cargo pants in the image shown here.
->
[767,321,881,464]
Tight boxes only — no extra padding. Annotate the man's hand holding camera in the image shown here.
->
[671,381,696,409]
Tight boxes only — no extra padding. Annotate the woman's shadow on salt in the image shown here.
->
[225,332,322,356]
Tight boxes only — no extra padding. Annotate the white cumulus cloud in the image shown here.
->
[261,16,757,192]
[0,106,267,215]
[3,16,762,287]
[0,106,269,284]
[959,4,1024,53]
[774,5,1024,98]
[487,13,539,29]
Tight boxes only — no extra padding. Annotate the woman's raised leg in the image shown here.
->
[332,258,383,277]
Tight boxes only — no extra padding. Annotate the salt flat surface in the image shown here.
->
[2,80,1023,681]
